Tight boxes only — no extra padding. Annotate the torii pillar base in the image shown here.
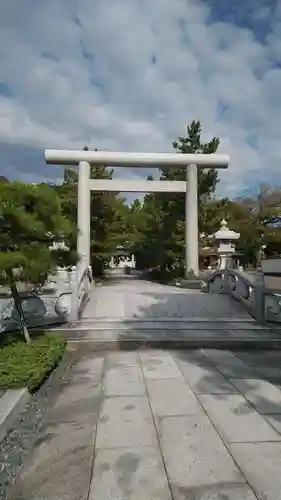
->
[180,278,203,290]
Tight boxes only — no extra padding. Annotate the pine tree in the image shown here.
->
[56,148,129,276]
[136,120,220,275]
[0,182,75,342]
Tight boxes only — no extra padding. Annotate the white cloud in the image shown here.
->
[0,0,281,196]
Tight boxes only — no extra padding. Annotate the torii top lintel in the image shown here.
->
[45,149,229,168]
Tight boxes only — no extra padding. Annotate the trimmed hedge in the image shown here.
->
[0,332,66,392]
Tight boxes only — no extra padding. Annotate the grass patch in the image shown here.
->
[0,332,66,392]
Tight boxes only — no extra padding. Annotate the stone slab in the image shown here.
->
[198,394,280,443]
[203,350,259,378]
[46,383,102,425]
[64,321,269,331]
[128,329,233,339]
[230,378,281,414]
[257,350,281,358]
[146,378,202,417]
[65,336,281,351]
[95,396,157,449]
[253,366,281,380]
[6,420,97,500]
[83,291,126,318]
[265,414,281,435]
[173,349,215,368]
[158,414,252,500]
[103,365,146,396]
[229,442,281,500]
[105,351,140,368]
[178,364,238,394]
[139,351,183,379]
[0,389,30,442]
[228,329,268,339]
[235,351,281,367]
[89,446,172,500]
[71,356,105,382]
[169,484,257,500]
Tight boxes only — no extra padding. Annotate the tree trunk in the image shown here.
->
[10,284,31,344]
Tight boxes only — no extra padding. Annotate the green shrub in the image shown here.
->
[0,333,66,392]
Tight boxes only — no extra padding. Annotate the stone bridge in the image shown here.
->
[2,267,281,348]
[53,269,281,348]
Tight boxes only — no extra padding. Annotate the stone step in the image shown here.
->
[51,329,281,350]
[54,317,277,332]
[72,317,257,323]
[50,318,281,350]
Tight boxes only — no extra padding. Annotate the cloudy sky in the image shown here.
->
[0,0,281,198]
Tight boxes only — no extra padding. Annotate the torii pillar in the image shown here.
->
[77,160,91,269]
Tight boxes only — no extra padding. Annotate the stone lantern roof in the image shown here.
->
[214,219,240,241]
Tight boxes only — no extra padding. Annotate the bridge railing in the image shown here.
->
[0,268,72,333]
[0,263,93,333]
[207,266,281,324]
[69,263,93,321]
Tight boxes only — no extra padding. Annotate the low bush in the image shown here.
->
[0,332,66,392]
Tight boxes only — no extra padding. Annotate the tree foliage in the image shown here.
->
[231,184,281,264]
[125,125,281,272]
[55,153,130,276]
[0,181,75,342]
[134,120,221,273]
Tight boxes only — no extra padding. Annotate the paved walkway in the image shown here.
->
[6,348,281,499]
[83,275,250,319]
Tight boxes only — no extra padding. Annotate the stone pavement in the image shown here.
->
[5,347,281,500]
[82,276,250,319]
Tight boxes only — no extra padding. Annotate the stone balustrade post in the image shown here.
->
[253,272,266,323]
[69,266,79,321]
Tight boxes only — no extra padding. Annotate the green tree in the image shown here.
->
[228,185,281,265]
[0,181,75,342]
[237,184,281,227]
[172,120,220,199]
[56,149,129,276]
[136,120,221,275]
[203,193,281,267]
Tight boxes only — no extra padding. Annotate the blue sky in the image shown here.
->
[0,0,281,198]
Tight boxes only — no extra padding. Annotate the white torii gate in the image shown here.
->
[45,149,229,278]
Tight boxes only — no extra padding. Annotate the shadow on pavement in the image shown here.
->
[112,274,281,430]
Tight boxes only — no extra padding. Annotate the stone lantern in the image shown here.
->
[214,219,240,270]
